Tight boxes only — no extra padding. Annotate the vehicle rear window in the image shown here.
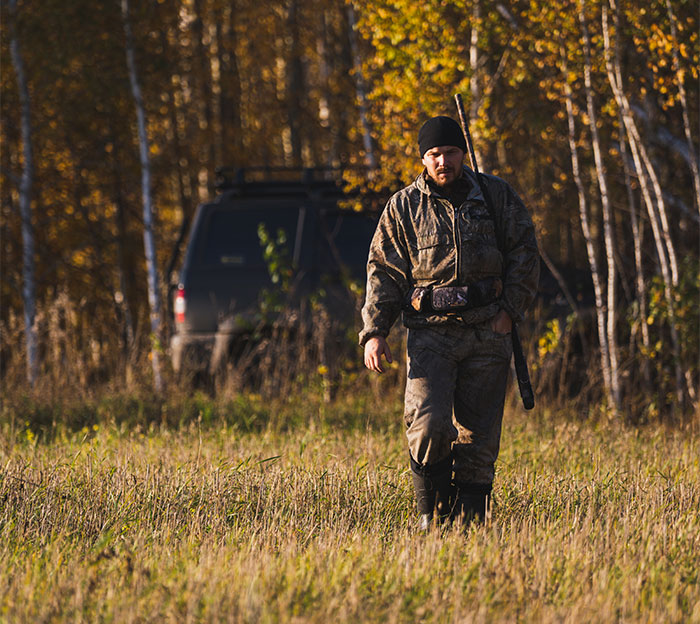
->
[318,212,378,278]
[197,206,301,268]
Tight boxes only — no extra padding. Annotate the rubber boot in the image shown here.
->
[410,454,454,531]
[452,482,492,528]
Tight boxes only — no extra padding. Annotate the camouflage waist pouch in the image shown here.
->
[408,278,502,313]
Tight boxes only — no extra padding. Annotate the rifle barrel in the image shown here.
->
[453,92,535,411]
[454,93,480,175]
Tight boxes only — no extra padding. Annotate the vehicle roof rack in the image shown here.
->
[215,166,361,196]
[213,165,389,212]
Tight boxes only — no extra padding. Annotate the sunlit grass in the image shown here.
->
[1,395,698,622]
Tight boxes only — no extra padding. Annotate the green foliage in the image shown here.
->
[537,318,562,360]
[644,258,700,385]
[258,223,293,289]
[256,222,294,319]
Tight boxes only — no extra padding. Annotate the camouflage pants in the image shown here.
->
[404,322,513,484]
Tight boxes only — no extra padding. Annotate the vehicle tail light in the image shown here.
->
[174,286,186,324]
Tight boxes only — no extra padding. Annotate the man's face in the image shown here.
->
[421,146,465,187]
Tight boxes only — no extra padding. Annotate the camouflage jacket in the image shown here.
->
[359,166,539,346]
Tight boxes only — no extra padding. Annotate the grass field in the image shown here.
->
[1,390,699,623]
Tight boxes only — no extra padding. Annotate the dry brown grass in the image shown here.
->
[1,395,698,623]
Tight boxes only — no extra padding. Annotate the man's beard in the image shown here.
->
[433,168,457,187]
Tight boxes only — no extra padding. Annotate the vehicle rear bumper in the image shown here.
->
[170,332,216,374]
[171,323,258,374]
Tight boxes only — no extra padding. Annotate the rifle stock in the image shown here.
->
[454,93,535,411]
[511,325,535,410]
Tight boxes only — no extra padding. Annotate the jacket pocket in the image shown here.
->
[415,232,450,250]
[459,219,503,278]
[461,218,497,246]
[410,233,453,282]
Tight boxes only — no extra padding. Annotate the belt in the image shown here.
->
[406,277,502,314]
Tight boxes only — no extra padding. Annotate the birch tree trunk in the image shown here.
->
[578,1,621,411]
[122,0,163,392]
[618,113,650,384]
[607,4,679,289]
[286,0,304,167]
[317,12,339,168]
[215,2,243,169]
[603,3,685,406]
[9,0,38,387]
[469,0,482,167]
[665,0,700,217]
[560,45,614,408]
[347,5,377,170]
[192,0,216,192]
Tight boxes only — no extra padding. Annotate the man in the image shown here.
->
[360,116,539,530]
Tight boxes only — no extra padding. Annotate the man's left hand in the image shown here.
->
[491,309,512,335]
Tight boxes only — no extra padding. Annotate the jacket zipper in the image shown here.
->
[444,198,461,285]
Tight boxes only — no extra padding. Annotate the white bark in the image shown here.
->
[122,0,163,392]
[603,2,685,405]
[9,0,38,387]
[631,120,679,286]
[347,5,377,170]
[192,0,216,190]
[560,45,614,408]
[619,118,650,373]
[285,0,304,167]
[316,13,337,167]
[469,0,482,167]
[578,1,621,410]
[604,5,679,288]
[665,0,700,217]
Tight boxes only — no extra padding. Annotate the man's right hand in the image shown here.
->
[364,336,393,374]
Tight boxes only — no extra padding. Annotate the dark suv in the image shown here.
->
[170,168,379,375]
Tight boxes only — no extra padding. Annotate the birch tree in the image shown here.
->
[122,0,163,392]
[468,0,482,167]
[214,1,244,169]
[192,0,216,192]
[559,44,614,410]
[8,0,37,386]
[602,2,686,405]
[285,0,304,167]
[664,0,700,217]
[618,113,650,385]
[578,0,621,411]
[2,0,696,412]
[347,4,377,170]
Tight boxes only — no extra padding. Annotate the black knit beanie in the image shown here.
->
[418,116,467,156]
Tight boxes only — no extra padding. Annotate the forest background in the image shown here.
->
[2,0,699,421]
[2,1,700,621]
